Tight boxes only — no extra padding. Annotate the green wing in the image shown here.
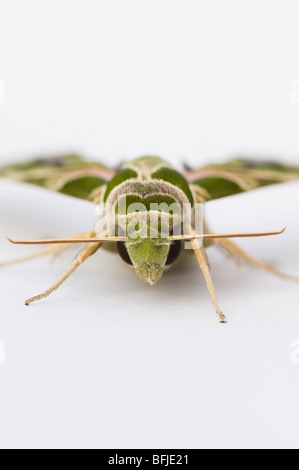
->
[0,154,115,202]
[185,158,299,201]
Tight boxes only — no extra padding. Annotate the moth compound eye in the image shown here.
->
[166,240,181,266]
[117,242,133,265]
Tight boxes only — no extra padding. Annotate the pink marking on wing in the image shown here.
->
[184,169,217,182]
[77,167,116,180]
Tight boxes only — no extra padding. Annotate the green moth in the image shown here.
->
[1,154,299,323]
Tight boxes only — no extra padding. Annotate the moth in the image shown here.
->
[1,154,299,323]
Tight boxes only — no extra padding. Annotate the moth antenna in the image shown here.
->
[6,228,287,245]
[1,232,99,267]
[171,228,287,241]
[7,236,127,245]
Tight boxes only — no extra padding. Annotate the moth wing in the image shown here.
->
[184,158,299,201]
[0,154,116,202]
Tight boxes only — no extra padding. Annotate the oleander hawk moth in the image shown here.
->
[1,154,299,322]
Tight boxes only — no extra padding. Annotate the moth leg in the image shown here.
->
[0,232,95,268]
[25,241,102,306]
[191,241,227,323]
[1,243,74,268]
[217,238,299,283]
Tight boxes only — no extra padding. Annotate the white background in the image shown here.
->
[0,0,299,449]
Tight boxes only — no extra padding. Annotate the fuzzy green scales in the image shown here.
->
[100,157,194,285]
[1,154,299,205]
[103,157,194,209]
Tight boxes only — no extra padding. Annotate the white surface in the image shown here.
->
[0,0,299,450]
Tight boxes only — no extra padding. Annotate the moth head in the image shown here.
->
[117,237,181,285]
